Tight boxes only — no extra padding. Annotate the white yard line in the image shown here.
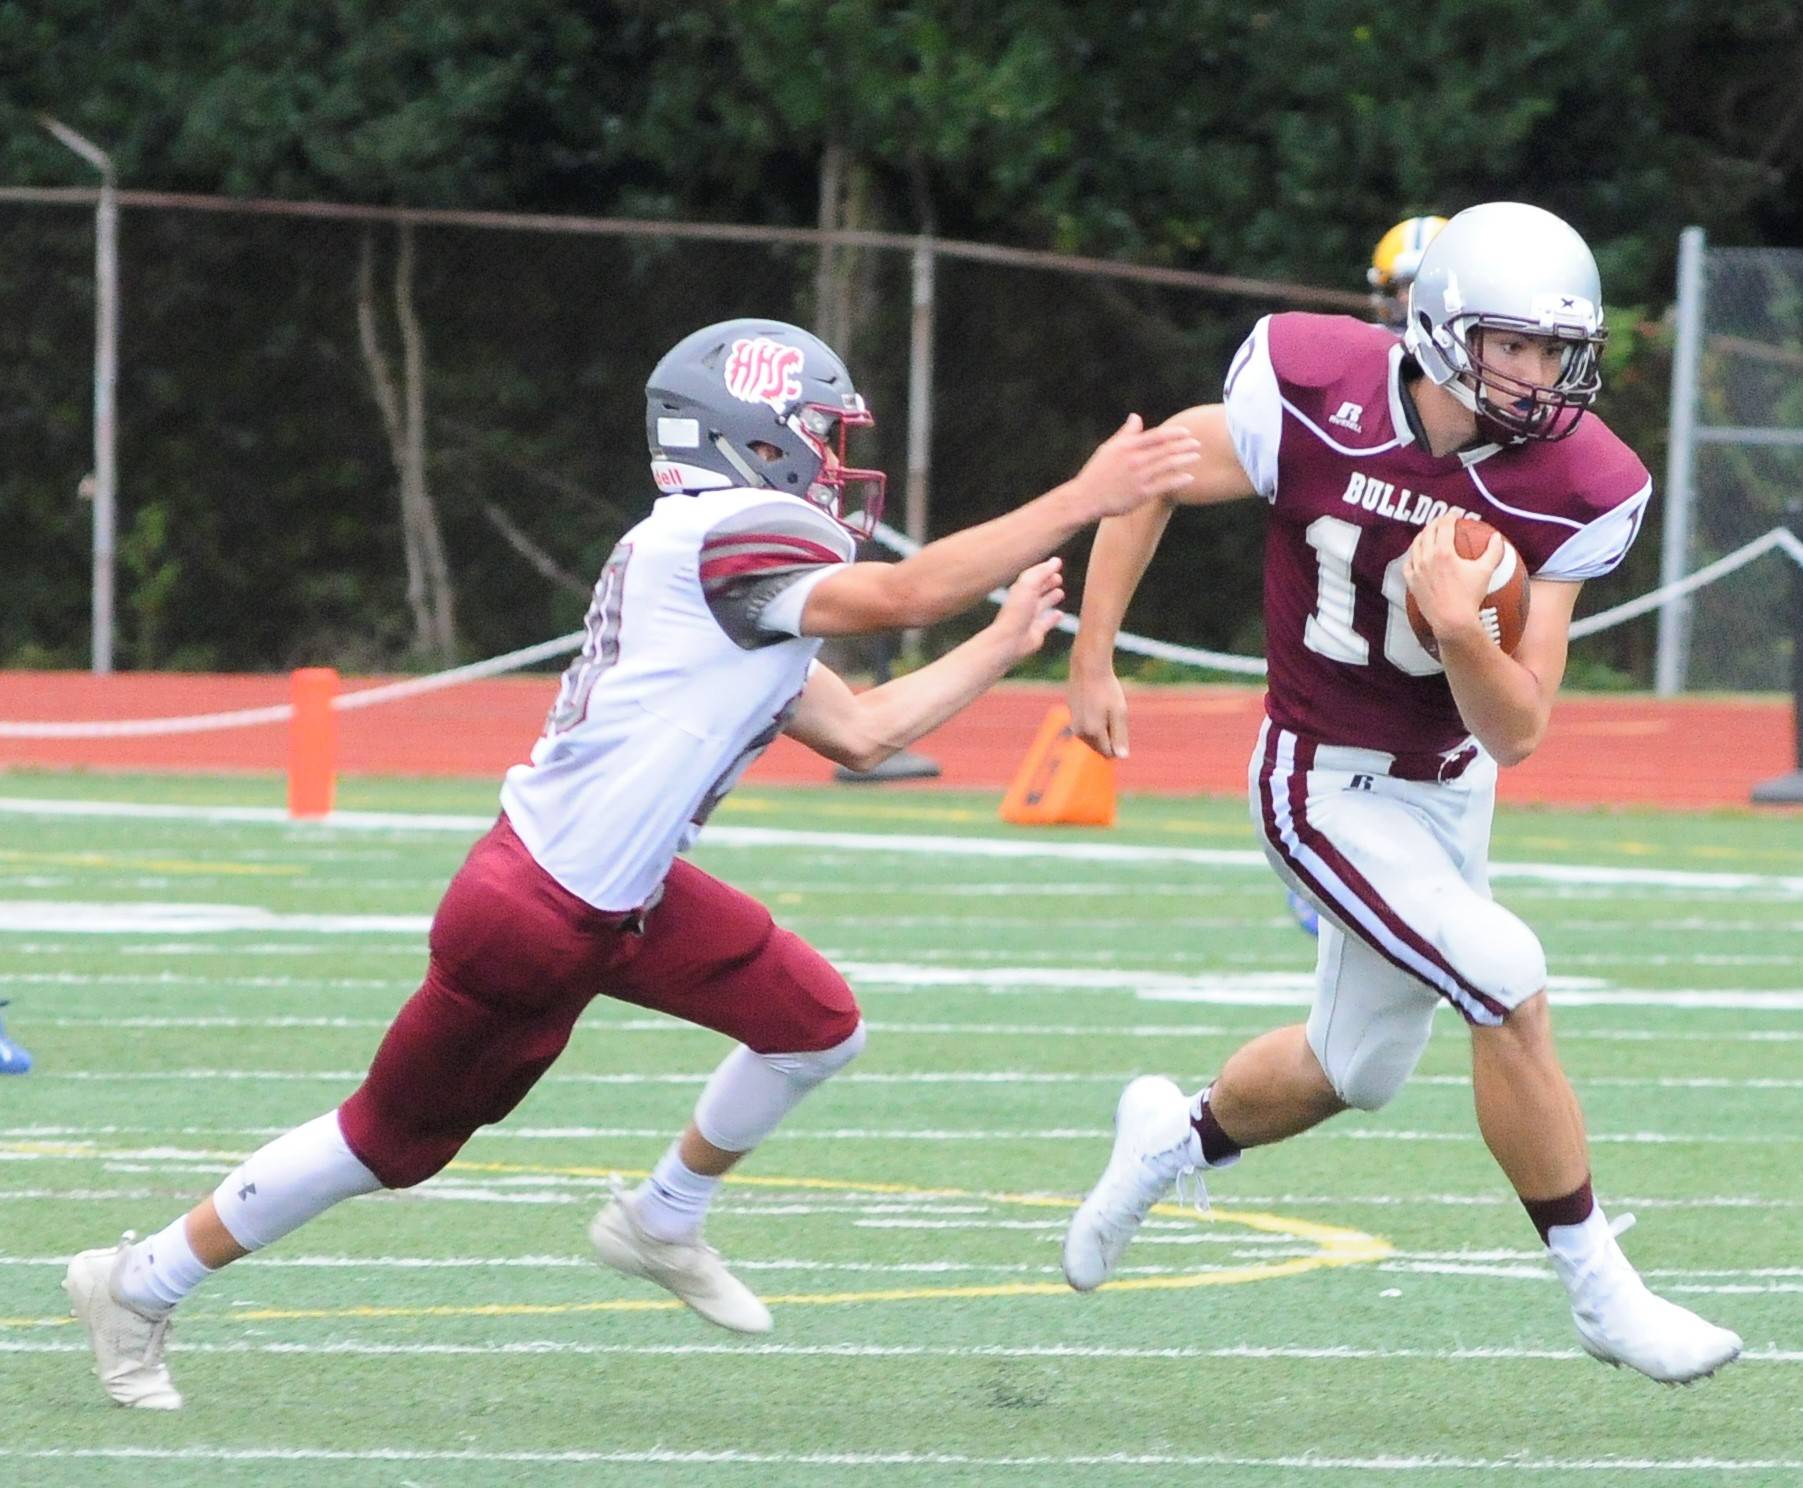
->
[4,796,1801,895]
[1,1126,1792,1155]
[17,948,1803,1017]
[2,1338,1798,1366]
[13,1036,1803,1088]
[3,1181,1799,1212]
[21,1014,1803,1044]
[7,928,1803,1010]
[6,1249,1800,1280]
[0,1099,1786,1147]
[0,1444,1800,1472]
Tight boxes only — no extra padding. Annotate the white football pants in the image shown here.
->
[1248,719,1547,1109]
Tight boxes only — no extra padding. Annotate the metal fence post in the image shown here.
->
[1655,225,1705,696]
[902,238,936,662]
[39,116,119,676]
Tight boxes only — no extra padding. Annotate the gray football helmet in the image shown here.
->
[1403,203,1607,442]
[645,318,886,536]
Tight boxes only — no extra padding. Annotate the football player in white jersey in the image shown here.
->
[1059,204,1743,1385]
[63,318,1201,1409]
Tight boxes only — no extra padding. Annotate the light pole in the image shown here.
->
[39,115,118,676]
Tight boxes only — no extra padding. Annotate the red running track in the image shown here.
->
[0,670,1793,810]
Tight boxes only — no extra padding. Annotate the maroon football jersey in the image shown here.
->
[1223,313,1651,755]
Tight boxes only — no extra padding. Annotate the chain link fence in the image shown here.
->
[1665,245,1803,693]
[2,190,1710,689]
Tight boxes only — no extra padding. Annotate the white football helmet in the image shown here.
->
[1404,203,1607,442]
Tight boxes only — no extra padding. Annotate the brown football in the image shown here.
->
[1405,517,1530,660]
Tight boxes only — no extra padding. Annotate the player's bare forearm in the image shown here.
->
[1072,403,1253,670]
[787,560,1065,771]
[853,628,1024,765]
[1438,638,1551,765]
[1439,578,1579,766]
[1071,500,1175,673]
[784,633,1017,773]
[876,482,1095,627]
[800,417,1199,637]
[1065,407,1252,760]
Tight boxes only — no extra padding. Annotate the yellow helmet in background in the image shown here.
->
[1367,214,1449,331]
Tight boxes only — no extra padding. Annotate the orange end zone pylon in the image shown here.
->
[288,667,339,819]
[998,703,1117,827]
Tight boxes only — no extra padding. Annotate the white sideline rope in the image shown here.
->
[867,520,1270,676]
[0,633,586,740]
[2,525,1799,740]
[1568,527,1803,638]
[0,703,296,740]
[329,632,583,710]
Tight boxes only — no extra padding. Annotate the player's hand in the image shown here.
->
[989,558,1066,664]
[1071,414,1201,520]
[1404,513,1501,643]
[1068,654,1130,759]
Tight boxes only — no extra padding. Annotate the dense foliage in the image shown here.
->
[3,2,1799,676]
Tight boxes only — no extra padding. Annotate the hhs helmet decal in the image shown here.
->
[724,337,806,412]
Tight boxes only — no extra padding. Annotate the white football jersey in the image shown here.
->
[501,488,855,911]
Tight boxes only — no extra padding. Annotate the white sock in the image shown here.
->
[1546,1203,1628,1298]
[116,1215,213,1314]
[632,1144,722,1244]
[211,1110,383,1252]
[629,1028,866,1243]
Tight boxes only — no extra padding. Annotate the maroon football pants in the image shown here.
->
[337,815,861,1189]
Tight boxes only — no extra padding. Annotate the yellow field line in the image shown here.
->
[0,1148,1391,1329]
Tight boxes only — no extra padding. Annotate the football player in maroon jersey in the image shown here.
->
[1287,213,1447,940]
[1060,202,1742,1384]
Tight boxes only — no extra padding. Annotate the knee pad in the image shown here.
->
[760,1020,867,1087]
[694,1022,867,1154]
[1441,901,1547,1012]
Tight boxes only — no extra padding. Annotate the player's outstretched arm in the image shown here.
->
[797,415,1199,638]
[1068,404,1256,758]
[784,559,1065,772]
[1406,516,1582,765]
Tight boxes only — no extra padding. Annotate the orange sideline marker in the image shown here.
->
[288,667,339,819]
[998,703,1116,827]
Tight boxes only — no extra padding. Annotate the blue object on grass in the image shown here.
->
[0,1000,33,1075]
[1286,890,1320,939]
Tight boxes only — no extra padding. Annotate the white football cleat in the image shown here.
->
[63,1236,183,1410]
[1555,1238,1743,1384]
[1063,1075,1202,1292]
[589,1194,772,1334]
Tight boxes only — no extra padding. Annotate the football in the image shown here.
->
[1405,517,1530,660]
